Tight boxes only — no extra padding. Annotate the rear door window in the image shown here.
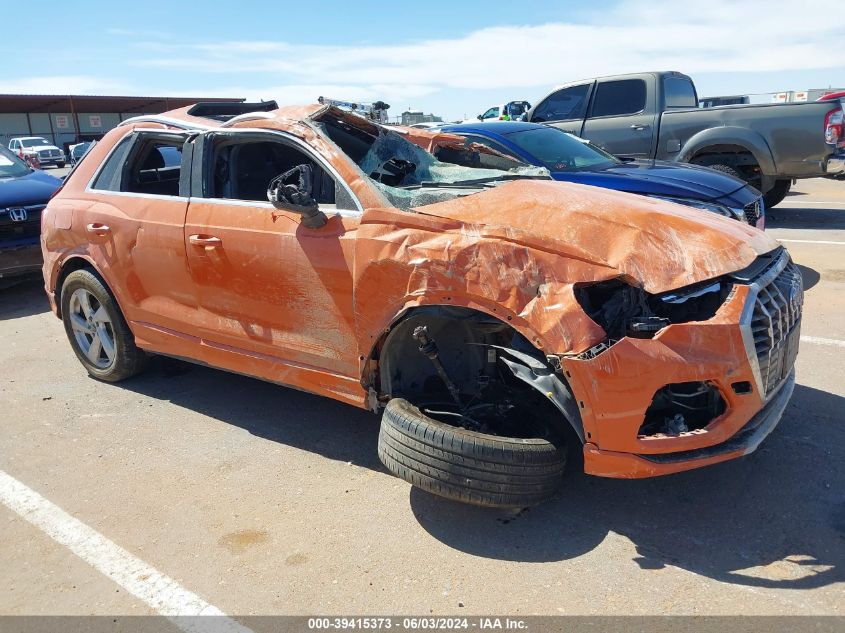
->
[91,132,187,196]
[531,84,590,122]
[588,79,647,118]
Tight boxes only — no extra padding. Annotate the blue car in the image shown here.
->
[439,121,765,227]
[0,145,62,283]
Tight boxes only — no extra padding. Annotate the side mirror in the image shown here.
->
[476,115,483,121]
[267,164,327,229]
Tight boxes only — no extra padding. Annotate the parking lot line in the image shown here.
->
[782,201,845,205]
[800,335,845,349]
[777,239,845,246]
[0,469,253,633]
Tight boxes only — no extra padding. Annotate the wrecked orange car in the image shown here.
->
[41,101,802,507]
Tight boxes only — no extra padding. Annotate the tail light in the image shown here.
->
[824,106,844,148]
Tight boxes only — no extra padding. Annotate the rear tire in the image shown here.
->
[378,398,566,508]
[763,179,791,209]
[60,269,147,382]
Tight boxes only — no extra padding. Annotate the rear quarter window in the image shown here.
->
[91,135,135,192]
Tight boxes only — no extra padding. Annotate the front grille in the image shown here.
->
[37,149,59,158]
[0,204,45,242]
[750,258,803,396]
[743,198,763,225]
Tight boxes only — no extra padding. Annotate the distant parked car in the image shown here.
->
[0,145,61,283]
[69,141,95,166]
[474,100,532,122]
[436,122,765,227]
[8,137,65,169]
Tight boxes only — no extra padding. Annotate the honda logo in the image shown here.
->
[8,208,27,222]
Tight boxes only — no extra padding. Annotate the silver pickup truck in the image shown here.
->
[525,71,845,207]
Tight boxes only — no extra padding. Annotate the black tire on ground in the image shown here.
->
[60,269,147,382]
[56,162,65,168]
[378,398,566,508]
[705,163,742,179]
[763,179,791,209]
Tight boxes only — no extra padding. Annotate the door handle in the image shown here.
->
[630,124,650,131]
[86,223,110,236]
[189,234,222,247]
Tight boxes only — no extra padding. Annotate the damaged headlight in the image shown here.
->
[648,195,744,222]
[575,278,731,341]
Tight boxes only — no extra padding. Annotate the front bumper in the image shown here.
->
[582,371,794,478]
[0,241,43,278]
[562,250,800,478]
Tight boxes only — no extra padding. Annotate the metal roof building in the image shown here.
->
[0,94,243,154]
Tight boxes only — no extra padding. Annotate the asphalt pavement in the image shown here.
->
[1,178,842,621]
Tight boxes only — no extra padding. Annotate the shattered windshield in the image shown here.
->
[317,112,549,210]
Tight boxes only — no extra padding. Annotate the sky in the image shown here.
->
[2,0,844,121]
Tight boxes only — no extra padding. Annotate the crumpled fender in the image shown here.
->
[353,206,608,359]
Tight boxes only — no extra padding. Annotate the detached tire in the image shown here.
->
[378,398,566,508]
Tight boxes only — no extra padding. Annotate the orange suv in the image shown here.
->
[41,101,802,507]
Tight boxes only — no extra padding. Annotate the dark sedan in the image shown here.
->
[439,122,765,227]
[0,146,62,283]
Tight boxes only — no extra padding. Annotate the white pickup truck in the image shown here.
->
[7,137,66,168]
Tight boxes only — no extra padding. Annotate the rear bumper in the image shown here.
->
[826,152,845,175]
[582,371,794,478]
[0,242,43,278]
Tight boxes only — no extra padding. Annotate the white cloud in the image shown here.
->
[9,1,841,119]
[2,75,134,95]
[134,0,843,97]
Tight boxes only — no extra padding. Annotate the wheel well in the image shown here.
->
[366,305,584,445]
[690,144,758,168]
[54,258,97,317]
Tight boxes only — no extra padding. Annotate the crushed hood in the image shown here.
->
[415,179,778,294]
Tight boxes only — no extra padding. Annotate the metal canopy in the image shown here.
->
[0,94,244,114]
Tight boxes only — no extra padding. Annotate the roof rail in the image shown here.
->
[118,115,210,130]
[187,100,278,121]
[219,111,277,128]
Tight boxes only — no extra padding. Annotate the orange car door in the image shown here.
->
[184,131,361,379]
[83,130,198,339]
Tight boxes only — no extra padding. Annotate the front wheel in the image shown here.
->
[60,269,147,381]
[56,162,66,168]
[378,398,566,507]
